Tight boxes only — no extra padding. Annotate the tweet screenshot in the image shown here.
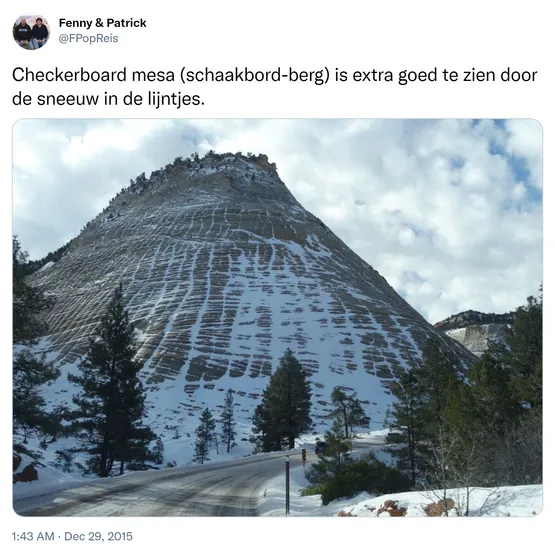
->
[3,1,549,555]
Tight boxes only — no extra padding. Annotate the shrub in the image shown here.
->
[299,484,323,496]
[317,456,413,505]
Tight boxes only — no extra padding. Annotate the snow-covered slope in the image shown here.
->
[29,152,476,454]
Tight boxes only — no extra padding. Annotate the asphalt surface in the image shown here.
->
[14,438,385,517]
[13,451,306,517]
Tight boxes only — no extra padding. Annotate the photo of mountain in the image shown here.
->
[12,119,542,517]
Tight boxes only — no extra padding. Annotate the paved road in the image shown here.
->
[14,451,305,517]
[14,438,385,517]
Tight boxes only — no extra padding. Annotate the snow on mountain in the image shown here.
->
[434,309,513,356]
[26,152,477,471]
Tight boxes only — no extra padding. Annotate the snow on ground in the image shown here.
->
[296,429,397,466]
[258,457,542,517]
[13,453,90,501]
[161,436,253,466]
[13,426,389,502]
[13,436,257,502]
[258,458,371,516]
[296,429,390,447]
[336,484,543,517]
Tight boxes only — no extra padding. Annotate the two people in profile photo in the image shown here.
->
[13,15,49,50]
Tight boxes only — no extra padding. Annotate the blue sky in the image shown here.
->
[12,118,543,323]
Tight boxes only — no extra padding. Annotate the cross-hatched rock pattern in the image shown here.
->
[32,152,476,427]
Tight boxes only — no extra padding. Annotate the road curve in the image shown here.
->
[14,451,303,517]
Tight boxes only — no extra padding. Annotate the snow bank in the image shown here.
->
[13,453,89,501]
[336,484,543,517]
[258,461,371,516]
[259,469,543,518]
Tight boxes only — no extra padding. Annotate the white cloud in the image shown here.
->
[505,119,543,189]
[12,119,542,323]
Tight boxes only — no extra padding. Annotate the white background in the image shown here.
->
[1,1,550,555]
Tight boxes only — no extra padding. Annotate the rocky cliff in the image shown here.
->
[31,151,476,431]
[434,309,513,356]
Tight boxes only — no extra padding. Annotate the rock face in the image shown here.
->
[31,152,476,428]
[434,310,513,357]
[443,324,509,357]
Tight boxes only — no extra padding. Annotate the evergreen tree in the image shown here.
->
[447,289,543,486]
[329,387,350,437]
[68,283,153,477]
[250,402,282,453]
[504,291,542,409]
[417,338,460,441]
[220,389,237,453]
[468,352,519,435]
[322,418,352,471]
[12,236,60,439]
[114,371,155,474]
[346,396,370,434]
[261,349,312,449]
[329,387,370,436]
[42,403,70,443]
[151,435,164,465]
[193,408,216,464]
[305,419,352,489]
[386,368,426,486]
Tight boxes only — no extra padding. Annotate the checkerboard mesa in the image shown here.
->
[29,151,476,429]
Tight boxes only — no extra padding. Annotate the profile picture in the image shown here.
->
[13,14,50,50]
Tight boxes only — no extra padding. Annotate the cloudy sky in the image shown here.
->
[12,119,542,324]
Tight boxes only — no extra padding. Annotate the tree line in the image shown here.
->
[386,289,542,510]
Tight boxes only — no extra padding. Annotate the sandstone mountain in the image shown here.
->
[434,310,514,357]
[31,151,476,432]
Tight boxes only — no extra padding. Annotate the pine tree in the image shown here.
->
[12,236,60,439]
[68,283,153,477]
[250,402,282,453]
[386,368,426,486]
[42,403,70,443]
[448,290,543,487]
[329,388,370,436]
[260,348,312,450]
[193,408,216,464]
[346,396,370,434]
[417,338,460,442]
[467,352,519,435]
[305,419,352,491]
[114,372,155,474]
[151,435,164,465]
[329,387,350,437]
[220,389,237,453]
[503,290,542,409]
[322,418,352,471]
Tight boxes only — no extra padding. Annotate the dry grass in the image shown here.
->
[423,498,455,516]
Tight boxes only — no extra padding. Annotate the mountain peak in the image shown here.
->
[32,153,476,432]
[434,309,515,332]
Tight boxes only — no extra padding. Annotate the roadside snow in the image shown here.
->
[258,460,371,516]
[13,454,90,501]
[258,463,543,517]
[337,484,543,517]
